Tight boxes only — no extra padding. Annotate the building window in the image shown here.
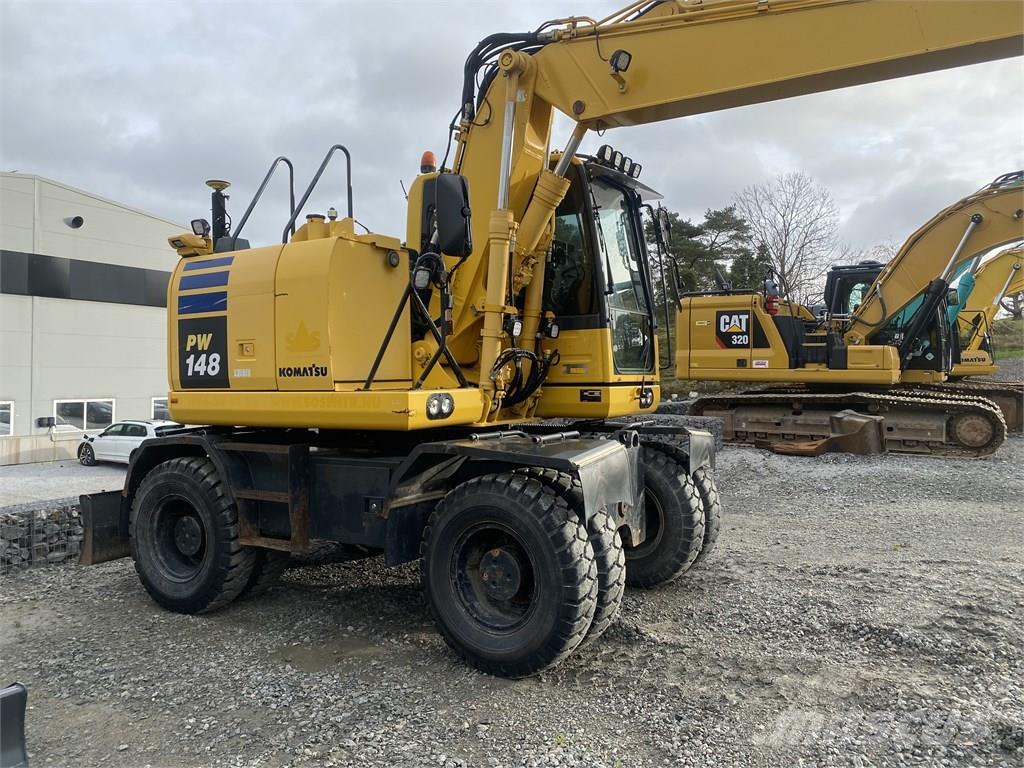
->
[152,397,170,420]
[53,399,115,431]
[0,402,12,437]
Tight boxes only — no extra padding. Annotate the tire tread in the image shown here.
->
[419,472,597,678]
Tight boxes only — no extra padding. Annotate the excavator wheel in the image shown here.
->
[239,548,291,599]
[624,447,705,588]
[513,467,625,647]
[692,467,721,566]
[420,472,598,678]
[130,457,256,614]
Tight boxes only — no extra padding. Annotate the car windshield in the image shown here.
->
[590,178,654,372]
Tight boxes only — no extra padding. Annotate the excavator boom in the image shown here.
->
[958,245,1024,355]
[849,172,1024,346]
[535,0,1023,128]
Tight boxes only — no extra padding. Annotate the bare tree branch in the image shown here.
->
[734,172,839,303]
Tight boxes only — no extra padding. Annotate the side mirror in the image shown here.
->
[656,208,671,247]
[947,287,960,306]
[434,174,472,258]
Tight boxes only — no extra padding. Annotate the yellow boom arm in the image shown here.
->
[959,245,1024,354]
[847,173,1024,344]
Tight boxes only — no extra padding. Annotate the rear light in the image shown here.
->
[766,295,780,316]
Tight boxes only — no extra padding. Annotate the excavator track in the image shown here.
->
[691,389,1007,458]
[899,381,1023,432]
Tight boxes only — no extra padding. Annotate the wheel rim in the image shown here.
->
[625,490,665,560]
[450,520,537,632]
[152,496,208,581]
[81,445,93,463]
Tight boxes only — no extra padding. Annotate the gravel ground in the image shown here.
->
[987,355,1024,382]
[0,460,125,510]
[2,433,1022,768]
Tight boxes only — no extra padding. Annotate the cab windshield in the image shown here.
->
[591,178,654,373]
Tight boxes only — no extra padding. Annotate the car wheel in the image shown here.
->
[78,444,96,466]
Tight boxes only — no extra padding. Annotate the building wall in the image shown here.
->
[0,174,181,465]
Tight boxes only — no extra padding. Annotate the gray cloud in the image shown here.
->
[2,1,1021,254]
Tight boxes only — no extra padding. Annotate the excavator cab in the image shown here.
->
[532,154,665,416]
[541,157,659,384]
[822,261,886,318]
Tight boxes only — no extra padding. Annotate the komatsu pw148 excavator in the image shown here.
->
[685,171,1024,456]
[80,0,1022,676]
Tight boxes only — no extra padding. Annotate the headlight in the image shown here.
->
[426,393,455,420]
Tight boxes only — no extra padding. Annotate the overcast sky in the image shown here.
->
[2,0,1021,256]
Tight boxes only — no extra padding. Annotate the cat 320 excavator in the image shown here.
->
[79,0,1022,677]
[684,171,1024,456]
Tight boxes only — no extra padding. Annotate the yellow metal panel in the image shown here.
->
[541,327,655,384]
[327,239,411,384]
[275,239,334,391]
[682,294,757,374]
[226,244,282,391]
[847,345,897,371]
[169,388,488,431]
[535,384,659,419]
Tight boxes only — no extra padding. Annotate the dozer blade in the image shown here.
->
[0,683,28,768]
[79,490,129,565]
[757,410,886,456]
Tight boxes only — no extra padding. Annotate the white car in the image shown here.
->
[77,420,182,466]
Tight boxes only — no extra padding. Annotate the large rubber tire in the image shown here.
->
[580,507,626,646]
[624,447,705,588]
[78,444,96,466]
[239,548,290,599]
[515,468,625,646]
[692,467,721,566]
[420,472,598,678]
[130,457,256,614]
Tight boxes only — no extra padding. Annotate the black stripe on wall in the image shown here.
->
[0,250,171,308]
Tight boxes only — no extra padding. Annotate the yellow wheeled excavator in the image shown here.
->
[79,0,1022,676]
[683,171,1024,455]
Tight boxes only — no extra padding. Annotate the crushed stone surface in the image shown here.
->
[3,433,1022,767]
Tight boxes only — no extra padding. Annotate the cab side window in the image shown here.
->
[545,177,595,318]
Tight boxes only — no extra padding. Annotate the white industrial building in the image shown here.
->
[0,172,183,465]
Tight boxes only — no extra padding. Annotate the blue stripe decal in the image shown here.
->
[183,256,234,272]
[178,291,227,315]
[179,270,229,290]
